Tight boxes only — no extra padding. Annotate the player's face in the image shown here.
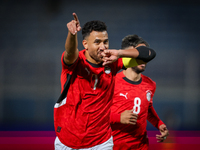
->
[133,59,146,73]
[83,31,109,64]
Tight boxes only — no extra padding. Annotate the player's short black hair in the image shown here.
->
[82,20,107,40]
[121,34,149,49]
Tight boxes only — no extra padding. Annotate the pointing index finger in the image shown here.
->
[73,12,79,22]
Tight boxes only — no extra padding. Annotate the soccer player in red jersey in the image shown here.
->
[110,34,169,150]
[54,13,156,150]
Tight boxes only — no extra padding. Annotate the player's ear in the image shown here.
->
[82,40,88,50]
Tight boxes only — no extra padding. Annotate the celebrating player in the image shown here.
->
[110,34,169,150]
[54,13,156,150]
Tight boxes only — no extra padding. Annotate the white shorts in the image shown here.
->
[54,136,113,150]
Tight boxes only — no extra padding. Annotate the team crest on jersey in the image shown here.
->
[146,90,152,101]
[104,66,111,74]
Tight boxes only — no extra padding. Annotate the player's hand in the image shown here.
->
[156,124,169,142]
[67,12,81,35]
[120,109,138,125]
[102,49,119,66]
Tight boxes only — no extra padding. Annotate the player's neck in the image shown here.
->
[123,69,141,82]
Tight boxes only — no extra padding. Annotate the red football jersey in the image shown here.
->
[54,50,123,149]
[110,71,164,150]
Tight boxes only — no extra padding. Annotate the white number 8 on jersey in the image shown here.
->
[133,97,141,114]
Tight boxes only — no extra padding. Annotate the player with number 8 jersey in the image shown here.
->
[110,34,168,150]
[111,71,162,146]
[111,72,163,149]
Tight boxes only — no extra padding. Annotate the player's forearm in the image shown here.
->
[110,113,121,124]
[119,46,156,63]
[147,106,164,129]
[118,47,139,58]
[65,31,78,54]
[64,31,79,64]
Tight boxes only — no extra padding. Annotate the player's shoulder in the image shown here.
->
[79,49,85,57]
[116,70,124,79]
[114,71,126,86]
[141,74,156,86]
[61,50,85,72]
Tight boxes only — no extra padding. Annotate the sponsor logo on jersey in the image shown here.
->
[119,93,128,99]
[104,66,111,74]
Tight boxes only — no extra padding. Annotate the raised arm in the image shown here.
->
[64,13,81,65]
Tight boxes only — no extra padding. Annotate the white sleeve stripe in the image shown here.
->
[54,97,67,108]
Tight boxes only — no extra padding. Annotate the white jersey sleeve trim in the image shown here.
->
[54,97,67,108]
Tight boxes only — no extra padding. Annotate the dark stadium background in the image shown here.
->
[0,0,200,132]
